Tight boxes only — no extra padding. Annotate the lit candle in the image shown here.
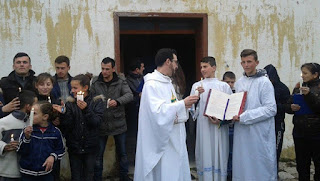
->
[29,107,34,126]
[200,77,203,87]
[18,87,21,92]
[48,96,51,103]
[77,91,84,101]
[10,134,14,142]
[107,98,111,108]
[195,87,199,96]
[300,73,303,94]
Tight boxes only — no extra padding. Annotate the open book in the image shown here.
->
[204,89,247,120]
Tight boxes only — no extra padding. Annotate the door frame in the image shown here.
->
[113,12,208,79]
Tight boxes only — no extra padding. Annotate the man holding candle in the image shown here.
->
[91,57,133,181]
[0,90,37,180]
[134,48,199,181]
[0,52,36,106]
[190,56,232,181]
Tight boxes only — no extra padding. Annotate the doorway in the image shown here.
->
[114,12,208,167]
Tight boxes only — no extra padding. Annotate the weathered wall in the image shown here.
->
[1,0,319,176]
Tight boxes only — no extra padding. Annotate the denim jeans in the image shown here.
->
[94,132,129,181]
[69,152,97,181]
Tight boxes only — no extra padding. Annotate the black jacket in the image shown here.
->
[264,64,290,131]
[285,79,320,138]
[60,95,105,154]
[91,73,133,136]
[0,70,36,104]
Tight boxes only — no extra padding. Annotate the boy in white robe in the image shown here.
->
[190,57,232,181]
[232,49,277,181]
[134,48,199,181]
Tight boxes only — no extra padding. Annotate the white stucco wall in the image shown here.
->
[1,0,319,165]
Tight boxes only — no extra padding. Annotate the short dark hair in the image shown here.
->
[72,74,92,90]
[155,48,176,67]
[55,55,70,66]
[240,49,258,61]
[13,52,31,64]
[129,58,143,71]
[34,101,54,122]
[223,71,236,80]
[201,56,216,66]
[19,90,37,109]
[102,57,115,68]
[36,73,54,86]
[301,63,320,78]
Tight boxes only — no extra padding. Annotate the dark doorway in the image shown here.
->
[114,12,208,169]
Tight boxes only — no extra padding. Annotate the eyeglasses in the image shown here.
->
[172,59,179,64]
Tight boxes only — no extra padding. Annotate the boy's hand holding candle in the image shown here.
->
[77,100,87,110]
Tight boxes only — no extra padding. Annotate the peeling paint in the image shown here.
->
[281,146,295,160]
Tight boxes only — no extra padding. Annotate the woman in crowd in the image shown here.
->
[285,63,320,181]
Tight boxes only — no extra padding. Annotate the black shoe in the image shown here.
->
[120,175,133,181]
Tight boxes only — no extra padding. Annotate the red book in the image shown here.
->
[204,89,247,120]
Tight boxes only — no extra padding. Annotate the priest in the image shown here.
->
[134,48,199,181]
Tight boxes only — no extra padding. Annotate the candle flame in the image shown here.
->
[77,91,84,95]
[11,134,13,138]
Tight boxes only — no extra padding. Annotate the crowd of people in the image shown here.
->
[0,49,319,181]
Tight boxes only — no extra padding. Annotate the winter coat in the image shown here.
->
[18,123,65,176]
[60,94,105,154]
[285,79,320,138]
[91,73,133,136]
[0,70,36,104]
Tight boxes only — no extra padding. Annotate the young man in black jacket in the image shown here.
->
[91,57,133,181]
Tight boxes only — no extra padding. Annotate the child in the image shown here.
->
[17,101,65,181]
[35,73,59,104]
[190,57,232,181]
[53,74,104,181]
[222,71,236,181]
[222,71,236,93]
[0,90,37,180]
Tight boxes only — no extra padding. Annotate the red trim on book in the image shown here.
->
[203,89,212,116]
[238,91,247,116]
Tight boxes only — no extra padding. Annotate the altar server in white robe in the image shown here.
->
[232,49,277,181]
[134,48,199,181]
[190,56,232,181]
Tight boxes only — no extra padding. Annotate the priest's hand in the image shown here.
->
[291,104,301,112]
[232,115,240,122]
[208,116,220,124]
[184,95,199,108]
[196,86,205,95]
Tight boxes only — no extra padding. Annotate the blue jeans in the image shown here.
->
[69,152,97,181]
[94,133,129,181]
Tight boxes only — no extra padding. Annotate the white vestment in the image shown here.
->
[190,78,232,181]
[134,70,191,181]
[233,74,277,181]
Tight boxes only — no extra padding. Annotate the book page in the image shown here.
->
[204,89,229,120]
[225,92,245,120]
